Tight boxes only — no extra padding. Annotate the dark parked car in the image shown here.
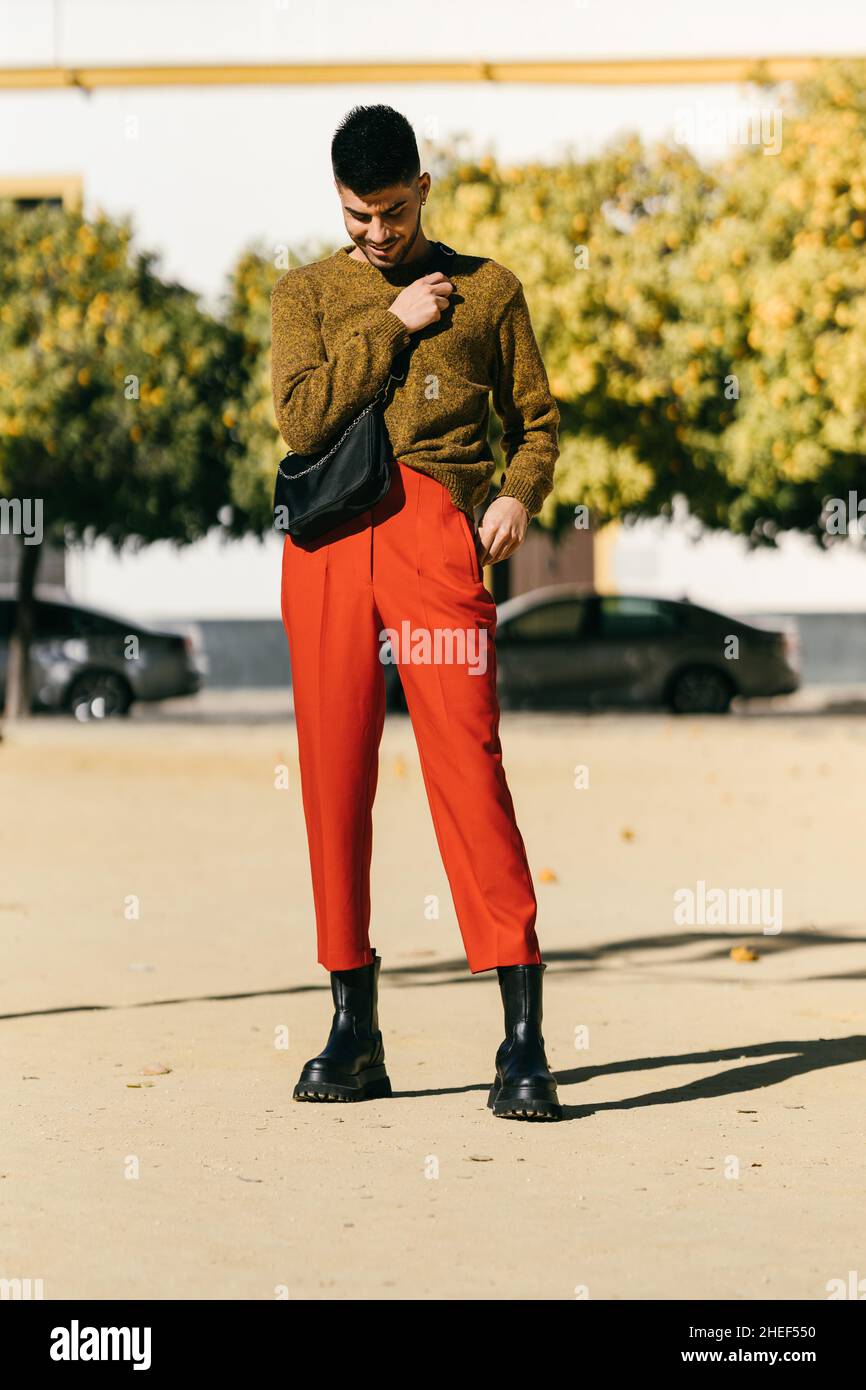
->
[0,591,202,718]
[495,588,800,712]
[384,587,800,713]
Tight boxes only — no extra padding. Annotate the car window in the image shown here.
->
[599,597,680,638]
[33,603,78,638]
[506,600,589,642]
[3,602,131,640]
[72,609,128,637]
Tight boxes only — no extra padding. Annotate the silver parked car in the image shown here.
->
[493,587,800,713]
[0,589,202,718]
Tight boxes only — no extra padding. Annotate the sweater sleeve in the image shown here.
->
[271,271,411,454]
[491,283,560,519]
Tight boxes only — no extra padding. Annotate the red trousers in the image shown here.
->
[280,460,542,974]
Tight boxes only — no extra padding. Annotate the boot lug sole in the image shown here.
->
[487,1079,562,1121]
[293,1064,392,1104]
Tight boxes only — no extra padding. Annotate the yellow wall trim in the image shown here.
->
[0,174,83,210]
[0,56,843,91]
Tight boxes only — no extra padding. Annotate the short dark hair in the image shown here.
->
[331,104,420,196]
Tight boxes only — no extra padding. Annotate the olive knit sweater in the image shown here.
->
[270,240,560,519]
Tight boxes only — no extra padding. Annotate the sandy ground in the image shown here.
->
[2,701,865,1301]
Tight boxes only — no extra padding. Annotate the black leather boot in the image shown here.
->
[293,948,392,1103]
[488,963,562,1120]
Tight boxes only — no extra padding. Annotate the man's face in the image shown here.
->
[335,174,430,267]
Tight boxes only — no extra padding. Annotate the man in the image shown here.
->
[272,104,562,1120]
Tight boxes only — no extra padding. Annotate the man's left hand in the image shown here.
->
[477,496,529,566]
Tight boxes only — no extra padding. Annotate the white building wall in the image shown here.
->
[612,519,866,616]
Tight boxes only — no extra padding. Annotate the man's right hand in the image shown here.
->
[388,272,454,334]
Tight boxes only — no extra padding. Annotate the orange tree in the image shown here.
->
[667,61,866,540]
[423,134,718,530]
[427,67,866,543]
[222,238,325,526]
[0,202,245,717]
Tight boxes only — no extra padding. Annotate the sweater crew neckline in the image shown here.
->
[337,240,443,287]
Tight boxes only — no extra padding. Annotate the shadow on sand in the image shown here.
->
[4,927,865,1122]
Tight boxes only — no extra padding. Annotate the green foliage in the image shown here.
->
[221,236,333,528]
[426,63,866,542]
[0,201,244,547]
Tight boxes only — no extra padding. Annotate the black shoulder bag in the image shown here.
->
[273,240,455,543]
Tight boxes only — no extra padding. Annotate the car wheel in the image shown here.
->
[668,665,734,715]
[67,670,133,721]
